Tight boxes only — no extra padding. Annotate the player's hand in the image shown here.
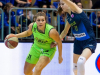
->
[50,42,57,48]
[11,27,15,31]
[58,56,63,64]
[0,2,3,6]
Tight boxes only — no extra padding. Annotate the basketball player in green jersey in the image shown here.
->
[15,12,63,75]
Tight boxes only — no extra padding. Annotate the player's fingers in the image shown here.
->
[59,57,63,64]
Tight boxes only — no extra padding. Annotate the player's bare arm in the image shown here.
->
[60,21,70,39]
[49,29,63,63]
[16,22,33,38]
[62,0,82,13]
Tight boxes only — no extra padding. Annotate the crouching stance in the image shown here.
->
[15,12,63,75]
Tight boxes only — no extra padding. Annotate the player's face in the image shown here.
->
[43,5,47,13]
[77,3,82,9]
[36,16,46,29]
[60,0,70,12]
[7,5,13,13]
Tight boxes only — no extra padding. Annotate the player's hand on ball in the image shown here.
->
[58,56,63,64]
[4,34,18,49]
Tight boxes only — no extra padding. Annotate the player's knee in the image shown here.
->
[35,64,42,72]
[77,56,86,68]
[73,63,77,71]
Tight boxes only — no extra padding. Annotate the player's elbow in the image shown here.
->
[27,31,32,36]
[56,38,62,45]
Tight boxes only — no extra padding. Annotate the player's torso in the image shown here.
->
[32,22,55,50]
[67,11,95,41]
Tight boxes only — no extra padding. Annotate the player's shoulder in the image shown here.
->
[49,28,59,38]
[49,28,57,35]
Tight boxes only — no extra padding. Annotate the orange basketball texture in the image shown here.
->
[4,34,18,49]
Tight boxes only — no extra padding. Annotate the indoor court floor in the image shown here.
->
[0,43,100,75]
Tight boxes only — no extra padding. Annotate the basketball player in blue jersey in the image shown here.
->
[56,0,97,75]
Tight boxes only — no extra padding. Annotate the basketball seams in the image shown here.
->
[8,40,18,47]
[8,37,18,42]
[7,42,15,49]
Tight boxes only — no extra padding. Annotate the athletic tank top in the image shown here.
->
[32,22,55,50]
[67,11,95,41]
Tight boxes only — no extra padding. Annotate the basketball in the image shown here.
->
[4,34,19,49]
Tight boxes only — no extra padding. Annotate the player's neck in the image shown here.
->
[67,9,71,15]
[37,27,45,33]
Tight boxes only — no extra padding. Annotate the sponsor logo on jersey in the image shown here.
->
[89,45,93,46]
[70,21,76,26]
[95,54,100,73]
[71,14,74,18]
[35,37,48,43]
[73,33,86,38]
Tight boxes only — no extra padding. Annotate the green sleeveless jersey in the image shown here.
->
[32,22,55,50]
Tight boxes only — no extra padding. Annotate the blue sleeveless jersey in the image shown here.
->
[67,11,95,41]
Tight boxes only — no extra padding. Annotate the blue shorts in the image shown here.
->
[74,37,97,55]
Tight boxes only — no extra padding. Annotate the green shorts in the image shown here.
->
[26,44,56,64]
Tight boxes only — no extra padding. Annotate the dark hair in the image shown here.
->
[76,2,83,8]
[57,5,63,15]
[35,12,47,21]
[3,3,12,11]
[76,2,81,5]
[33,15,37,22]
[92,1,100,9]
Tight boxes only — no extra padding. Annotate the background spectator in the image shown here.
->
[19,9,31,32]
[53,0,60,9]
[0,3,21,38]
[0,0,15,8]
[0,2,3,8]
[76,2,83,9]
[89,0,100,37]
[33,0,51,8]
[72,0,92,9]
[42,5,51,24]
[57,11,65,34]
[14,0,31,7]
[81,0,92,9]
